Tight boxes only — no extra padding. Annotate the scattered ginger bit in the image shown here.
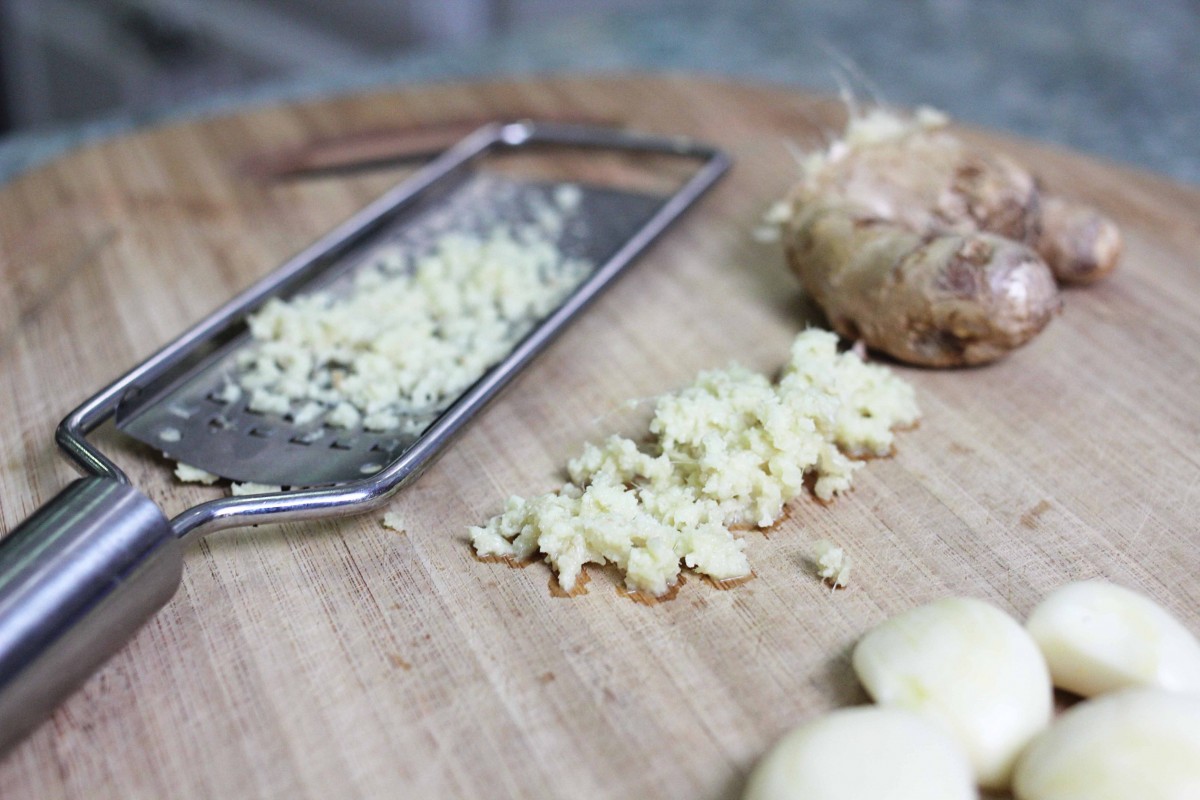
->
[813,539,852,589]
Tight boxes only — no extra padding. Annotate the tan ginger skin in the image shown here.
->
[783,109,1121,367]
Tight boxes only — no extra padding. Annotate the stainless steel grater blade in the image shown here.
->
[0,121,729,754]
[118,172,666,487]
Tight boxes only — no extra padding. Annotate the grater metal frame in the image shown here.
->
[0,121,728,754]
[56,120,730,542]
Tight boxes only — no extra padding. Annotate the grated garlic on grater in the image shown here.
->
[235,189,591,434]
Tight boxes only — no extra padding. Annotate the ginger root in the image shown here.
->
[782,108,1121,367]
[1035,195,1123,286]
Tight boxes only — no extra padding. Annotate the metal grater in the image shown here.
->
[0,121,729,753]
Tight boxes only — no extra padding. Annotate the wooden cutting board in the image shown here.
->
[0,75,1197,799]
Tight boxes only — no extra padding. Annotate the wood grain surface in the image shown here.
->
[0,75,1198,799]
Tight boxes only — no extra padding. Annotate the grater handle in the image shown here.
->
[0,477,182,754]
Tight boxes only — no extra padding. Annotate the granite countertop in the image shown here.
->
[1,0,1197,187]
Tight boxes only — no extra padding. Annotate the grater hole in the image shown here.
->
[289,430,324,446]
[330,438,357,451]
[166,404,195,419]
[208,415,235,431]
[205,389,238,405]
[248,427,273,438]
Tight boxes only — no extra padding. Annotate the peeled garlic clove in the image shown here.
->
[1026,580,1200,697]
[1013,688,1200,800]
[852,597,1052,791]
[743,706,977,800]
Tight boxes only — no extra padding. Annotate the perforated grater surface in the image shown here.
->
[120,172,666,487]
[0,121,729,753]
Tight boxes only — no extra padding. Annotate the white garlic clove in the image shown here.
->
[743,706,978,800]
[851,597,1052,791]
[1013,688,1200,800]
[1025,580,1200,697]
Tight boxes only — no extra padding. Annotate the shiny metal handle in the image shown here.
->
[0,478,182,754]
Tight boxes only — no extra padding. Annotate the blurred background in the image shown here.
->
[0,0,1196,183]
[0,0,644,131]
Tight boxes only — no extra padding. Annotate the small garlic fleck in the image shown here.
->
[813,539,851,588]
[174,463,219,485]
[230,482,283,496]
[382,511,406,534]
